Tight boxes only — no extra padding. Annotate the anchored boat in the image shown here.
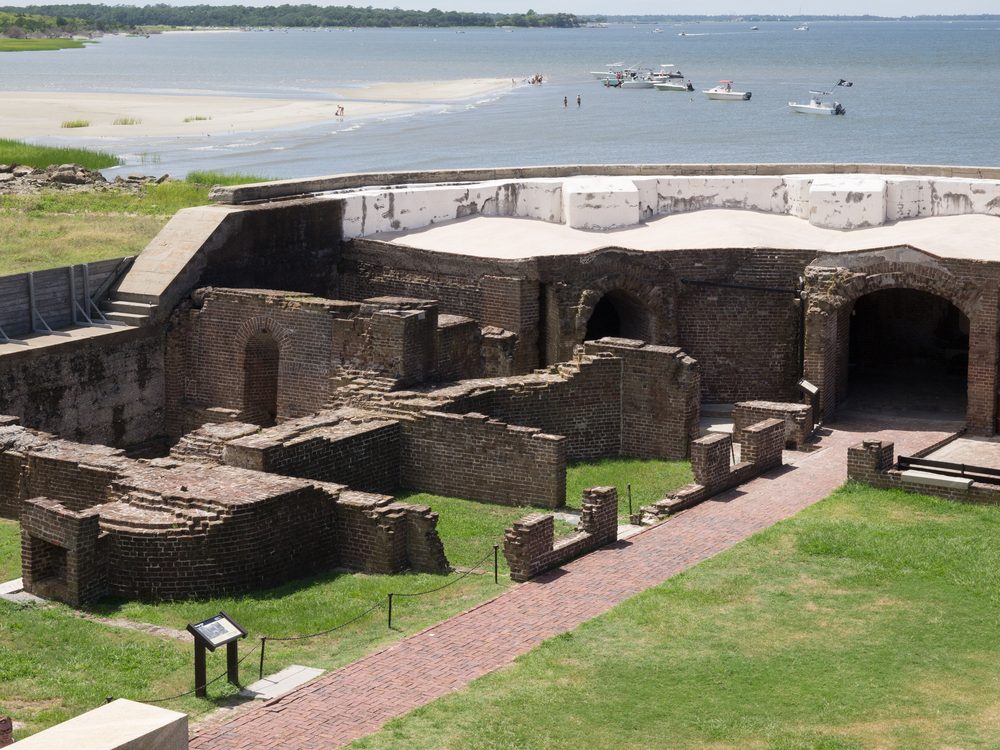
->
[703,80,751,100]
[788,90,846,115]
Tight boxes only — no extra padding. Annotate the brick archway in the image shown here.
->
[234,317,293,425]
[574,281,663,348]
[803,252,993,431]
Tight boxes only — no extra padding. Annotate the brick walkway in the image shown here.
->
[189,415,959,750]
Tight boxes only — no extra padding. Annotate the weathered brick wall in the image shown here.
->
[0,329,165,448]
[503,487,618,582]
[223,416,401,494]
[733,400,813,448]
[400,411,566,507]
[740,418,785,472]
[20,497,106,605]
[436,315,482,382]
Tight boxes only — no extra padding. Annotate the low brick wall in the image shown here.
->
[503,487,618,582]
[400,411,566,508]
[847,439,1000,505]
[733,400,813,448]
[639,418,784,520]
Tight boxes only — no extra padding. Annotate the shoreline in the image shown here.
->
[1,78,519,140]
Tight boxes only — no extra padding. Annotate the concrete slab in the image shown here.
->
[0,577,23,596]
[12,698,187,750]
[925,435,1000,471]
[240,665,325,701]
[0,578,46,605]
[901,469,973,490]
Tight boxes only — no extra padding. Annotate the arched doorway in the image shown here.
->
[585,290,651,342]
[846,288,968,416]
[243,332,280,426]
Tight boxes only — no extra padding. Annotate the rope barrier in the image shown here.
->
[393,548,496,598]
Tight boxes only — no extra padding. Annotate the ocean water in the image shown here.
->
[5,20,1000,177]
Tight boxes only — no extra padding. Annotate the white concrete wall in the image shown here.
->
[338,173,1000,238]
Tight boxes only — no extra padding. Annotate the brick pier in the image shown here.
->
[189,414,959,750]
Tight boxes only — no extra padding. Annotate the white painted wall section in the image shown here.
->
[808,175,887,229]
[561,176,640,230]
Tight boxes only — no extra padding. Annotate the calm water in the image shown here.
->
[5,21,1000,177]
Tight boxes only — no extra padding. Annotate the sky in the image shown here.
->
[3,0,998,13]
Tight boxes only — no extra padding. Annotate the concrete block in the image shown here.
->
[885,178,930,220]
[240,664,325,700]
[808,174,887,229]
[561,176,640,230]
[900,469,973,491]
[12,699,186,750]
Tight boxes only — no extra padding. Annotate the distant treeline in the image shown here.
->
[1,4,580,29]
[0,8,82,32]
[591,14,1000,22]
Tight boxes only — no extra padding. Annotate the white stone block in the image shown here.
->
[808,175,887,229]
[885,178,930,220]
[561,176,640,230]
[901,469,972,491]
[513,179,563,223]
[928,178,978,217]
[632,177,659,221]
[784,177,814,219]
[13,699,187,750]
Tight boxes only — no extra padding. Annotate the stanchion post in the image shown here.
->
[493,544,499,584]
[194,641,207,698]
[387,592,394,629]
[259,637,267,681]
[627,483,633,516]
[226,641,239,686]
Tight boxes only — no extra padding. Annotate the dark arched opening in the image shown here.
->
[847,288,968,416]
[585,290,650,342]
[243,332,280,426]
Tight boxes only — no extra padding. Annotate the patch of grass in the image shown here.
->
[60,119,90,129]
[0,138,119,170]
[348,484,1000,750]
[185,170,265,187]
[0,519,20,581]
[183,115,211,122]
[112,117,141,126]
[0,38,86,52]
[566,457,692,521]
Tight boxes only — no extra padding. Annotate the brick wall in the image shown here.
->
[733,400,813,448]
[503,486,618,582]
[400,411,566,507]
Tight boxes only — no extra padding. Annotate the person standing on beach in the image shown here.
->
[563,96,568,108]
[577,94,581,107]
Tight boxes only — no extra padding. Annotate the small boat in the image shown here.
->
[590,61,626,80]
[750,25,759,30]
[603,67,656,89]
[650,64,684,82]
[654,80,694,92]
[653,28,663,33]
[788,90,845,115]
[703,80,751,100]
[793,23,809,31]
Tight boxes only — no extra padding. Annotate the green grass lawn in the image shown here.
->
[566,457,692,521]
[0,519,20,581]
[0,38,87,52]
[350,484,1000,750]
[0,171,268,275]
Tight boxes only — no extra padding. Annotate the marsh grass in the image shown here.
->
[350,484,1000,750]
[0,138,120,170]
[60,119,90,129]
[183,115,212,122]
[0,38,86,52]
[112,116,142,126]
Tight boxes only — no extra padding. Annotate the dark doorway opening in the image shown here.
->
[847,288,968,417]
[243,332,280,426]
[585,291,650,342]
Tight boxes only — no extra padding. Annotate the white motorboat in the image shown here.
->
[793,23,809,31]
[703,80,751,100]
[603,67,656,89]
[650,63,684,82]
[590,62,626,80]
[788,90,845,115]
[750,25,759,30]
[654,79,694,92]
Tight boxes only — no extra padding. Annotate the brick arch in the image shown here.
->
[234,317,293,425]
[573,279,664,347]
[803,255,989,428]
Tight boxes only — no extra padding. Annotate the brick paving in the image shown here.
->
[188,414,960,750]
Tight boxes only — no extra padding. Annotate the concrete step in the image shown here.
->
[101,300,157,315]
[114,290,160,305]
[103,311,150,327]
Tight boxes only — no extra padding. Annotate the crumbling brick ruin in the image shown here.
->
[4,164,999,602]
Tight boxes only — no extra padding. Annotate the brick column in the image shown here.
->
[741,418,784,471]
[578,487,618,546]
[503,513,554,583]
[846,439,895,484]
[967,287,999,435]
[691,433,732,492]
[482,276,540,373]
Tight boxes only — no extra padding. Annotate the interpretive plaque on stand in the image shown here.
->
[186,611,247,697]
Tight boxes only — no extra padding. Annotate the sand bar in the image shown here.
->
[1,78,516,139]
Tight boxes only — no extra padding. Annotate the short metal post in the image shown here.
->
[493,544,499,584]
[226,640,239,686]
[258,637,267,681]
[387,593,394,629]
[627,483,632,516]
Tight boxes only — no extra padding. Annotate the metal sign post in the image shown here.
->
[186,611,247,697]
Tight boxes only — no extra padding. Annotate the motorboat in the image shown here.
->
[793,23,809,31]
[650,64,684,81]
[788,90,845,115]
[603,67,656,89]
[654,79,694,92]
[590,62,626,80]
[703,80,751,100]
[750,25,759,30]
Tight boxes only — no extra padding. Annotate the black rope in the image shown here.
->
[264,600,384,643]
[139,642,261,704]
[394,548,495,598]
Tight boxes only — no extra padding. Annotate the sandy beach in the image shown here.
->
[1,78,516,139]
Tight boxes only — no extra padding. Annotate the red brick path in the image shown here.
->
[189,415,958,750]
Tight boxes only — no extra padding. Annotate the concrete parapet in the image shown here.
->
[10,698,187,750]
